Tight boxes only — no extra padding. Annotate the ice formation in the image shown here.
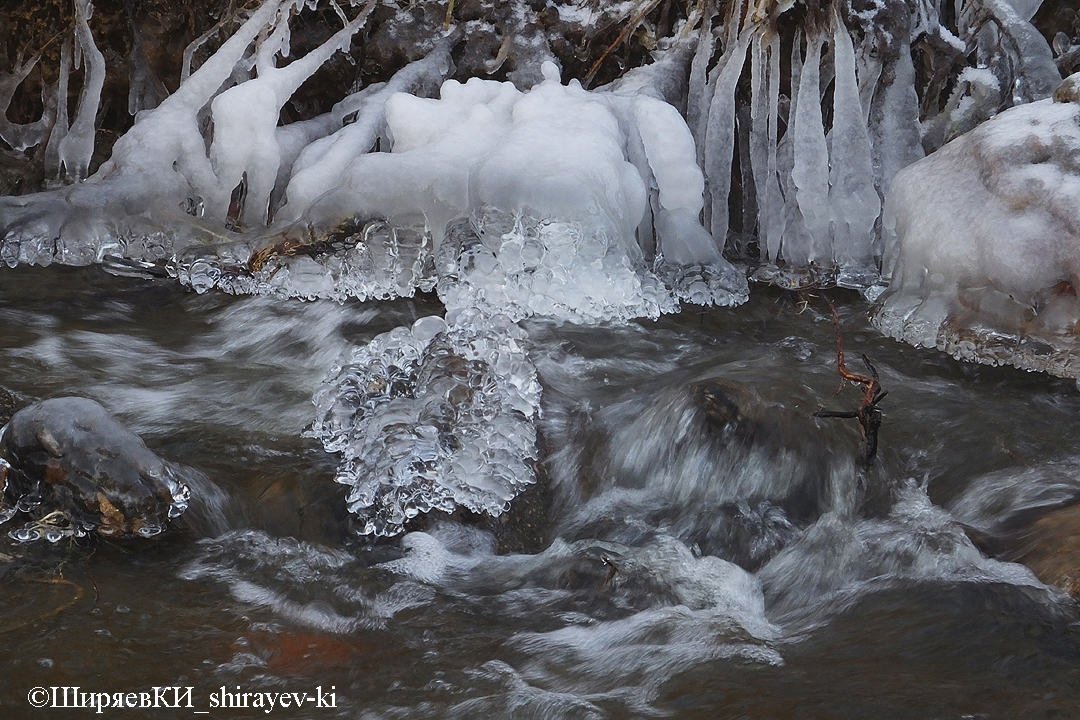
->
[0,0,1075,530]
[683,0,1067,288]
[308,311,542,536]
[0,0,1069,292]
[872,78,1080,378]
[0,0,746,317]
[178,59,748,318]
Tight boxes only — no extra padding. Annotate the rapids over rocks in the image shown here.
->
[0,266,1079,718]
[1,0,1080,717]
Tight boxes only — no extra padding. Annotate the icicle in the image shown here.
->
[126,0,168,116]
[775,29,809,269]
[634,96,718,266]
[828,8,880,283]
[867,9,924,202]
[702,26,753,244]
[790,28,830,267]
[127,41,167,116]
[748,28,784,263]
[181,11,236,83]
[763,29,785,263]
[854,36,882,128]
[687,0,717,163]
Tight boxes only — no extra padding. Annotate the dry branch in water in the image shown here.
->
[814,298,887,464]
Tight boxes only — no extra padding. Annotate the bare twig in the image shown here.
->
[814,298,887,463]
[583,0,665,87]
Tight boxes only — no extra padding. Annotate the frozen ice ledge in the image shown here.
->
[0,0,747,319]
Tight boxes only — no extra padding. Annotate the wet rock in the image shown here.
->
[1006,502,1080,598]
[0,385,28,427]
[0,397,190,540]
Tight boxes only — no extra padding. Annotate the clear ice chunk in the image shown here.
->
[308,311,542,536]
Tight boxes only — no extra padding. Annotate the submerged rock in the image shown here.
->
[1008,502,1080,598]
[873,73,1080,377]
[554,377,851,571]
[0,397,190,540]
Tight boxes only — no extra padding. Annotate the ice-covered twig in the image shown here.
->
[279,36,458,223]
[56,0,107,181]
[208,0,377,226]
[0,54,53,152]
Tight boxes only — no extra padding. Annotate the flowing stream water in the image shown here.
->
[1,263,1079,719]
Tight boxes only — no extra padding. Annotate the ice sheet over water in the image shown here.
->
[172,220,437,302]
[308,311,541,536]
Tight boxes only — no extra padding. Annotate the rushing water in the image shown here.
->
[1,263,1079,719]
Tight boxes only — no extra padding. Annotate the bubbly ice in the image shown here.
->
[309,311,542,536]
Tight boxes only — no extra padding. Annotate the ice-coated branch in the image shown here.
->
[0,54,54,152]
[56,0,107,181]
[208,0,377,226]
[961,0,1060,103]
[279,38,457,222]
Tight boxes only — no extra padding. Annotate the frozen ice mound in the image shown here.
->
[871,82,1080,378]
[1,0,745,319]
[308,311,542,536]
[208,60,746,317]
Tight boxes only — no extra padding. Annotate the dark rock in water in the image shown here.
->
[1005,502,1080,598]
[0,397,190,540]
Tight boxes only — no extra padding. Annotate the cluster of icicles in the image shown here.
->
[0,0,1071,533]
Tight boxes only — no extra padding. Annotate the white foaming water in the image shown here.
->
[758,481,1046,618]
[0,294,372,438]
[181,529,434,633]
[373,527,781,714]
[947,458,1080,535]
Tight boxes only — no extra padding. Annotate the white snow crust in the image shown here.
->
[873,85,1080,377]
